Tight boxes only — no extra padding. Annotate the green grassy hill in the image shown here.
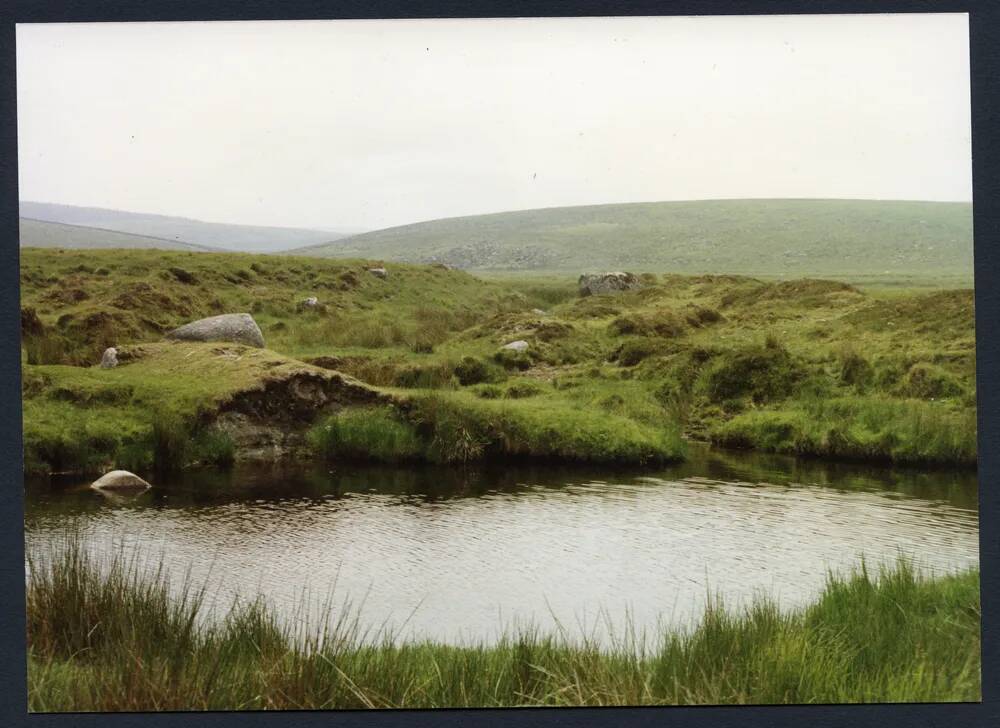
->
[20,218,218,253]
[291,199,974,281]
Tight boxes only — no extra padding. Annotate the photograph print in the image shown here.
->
[18,13,979,711]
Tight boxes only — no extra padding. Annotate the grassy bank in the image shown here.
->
[21,341,379,475]
[309,398,685,465]
[711,395,978,466]
[26,540,980,710]
[20,248,977,472]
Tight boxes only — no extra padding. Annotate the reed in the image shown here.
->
[26,538,980,711]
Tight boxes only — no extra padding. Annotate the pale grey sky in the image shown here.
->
[16,14,971,231]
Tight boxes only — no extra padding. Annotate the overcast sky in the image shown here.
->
[16,14,971,231]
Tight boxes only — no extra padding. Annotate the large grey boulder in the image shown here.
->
[91,470,151,491]
[578,272,643,297]
[165,313,265,348]
[100,347,118,369]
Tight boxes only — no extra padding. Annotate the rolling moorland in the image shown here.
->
[291,199,974,282]
[19,201,355,253]
[19,218,218,253]
[19,246,976,476]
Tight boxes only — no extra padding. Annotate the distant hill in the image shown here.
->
[290,199,974,279]
[19,201,349,253]
[19,217,218,252]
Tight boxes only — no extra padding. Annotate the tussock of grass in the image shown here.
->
[697,340,805,405]
[26,539,981,710]
[307,407,423,463]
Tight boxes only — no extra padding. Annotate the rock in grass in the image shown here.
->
[91,470,151,491]
[301,296,319,308]
[99,347,118,369]
[578,272,642,297]
[502,340,529,352]
[165,313,265,348]
[367,267,388,279]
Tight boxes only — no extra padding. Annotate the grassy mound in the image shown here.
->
[22,341,379,475]
[19,247,527,366]
[26,539,981,710]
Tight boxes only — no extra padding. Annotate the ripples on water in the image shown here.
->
[24,447,979,646]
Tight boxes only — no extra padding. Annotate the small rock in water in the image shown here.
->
[165,313,265,348]
[502,340,529,352]
[100,347,118,369]
[367,267,388,279]
[91,469,151,491]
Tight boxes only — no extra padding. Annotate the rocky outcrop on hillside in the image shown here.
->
[423,241,555,270]
[578,272,643,296]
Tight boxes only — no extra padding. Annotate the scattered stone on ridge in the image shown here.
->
[367,267,388,279]
[165,313,265,348]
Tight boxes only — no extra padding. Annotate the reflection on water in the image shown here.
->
[24,446,979,645]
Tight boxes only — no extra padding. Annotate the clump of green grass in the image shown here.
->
[838,345,875,389]
[453,355,506,386]
[308,406,424,463]
[26,539,981,710]
[391,360,459,389]
[895,363,966,400]
[697,340,805,405]
[608,310,686,337]
[611,338,665,367]
[504,380,544,399]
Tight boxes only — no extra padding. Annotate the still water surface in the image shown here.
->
[25,447,979,645]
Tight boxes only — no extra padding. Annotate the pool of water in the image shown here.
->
[24,447,979,646]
